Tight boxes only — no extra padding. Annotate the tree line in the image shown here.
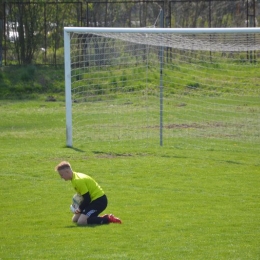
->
[0,0,258,65]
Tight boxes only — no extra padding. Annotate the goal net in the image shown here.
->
[64,27,260,151]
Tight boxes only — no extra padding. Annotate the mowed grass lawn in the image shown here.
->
[0,100,259,260]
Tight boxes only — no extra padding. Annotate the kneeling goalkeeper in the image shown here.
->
[55,161,121,225]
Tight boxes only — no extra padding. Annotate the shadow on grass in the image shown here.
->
[65,224,102,228]
[64,225,78,228]
[225,160,243,165]
[63,146,85,153]
[161,154,188,159]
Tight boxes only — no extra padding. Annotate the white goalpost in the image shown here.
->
[64,27,260,151]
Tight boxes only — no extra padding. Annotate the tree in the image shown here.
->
[6,1,44,64]
[4,0,82,65]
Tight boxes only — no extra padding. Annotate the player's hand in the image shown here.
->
[75,208,81,214]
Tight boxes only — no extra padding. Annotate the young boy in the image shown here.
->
[55,161,121,225]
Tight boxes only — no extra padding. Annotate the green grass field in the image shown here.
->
[0,100,259,260]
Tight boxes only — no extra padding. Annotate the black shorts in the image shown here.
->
[81,195,108,218]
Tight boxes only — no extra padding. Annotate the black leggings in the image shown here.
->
[81,195,109,224]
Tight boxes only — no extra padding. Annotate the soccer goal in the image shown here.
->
[64,27,260,151]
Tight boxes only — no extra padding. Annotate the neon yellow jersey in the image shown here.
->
[71,172,105,201]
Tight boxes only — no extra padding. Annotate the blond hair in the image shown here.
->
[55,161,72,171]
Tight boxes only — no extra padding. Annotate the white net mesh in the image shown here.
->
[92,32,260,51]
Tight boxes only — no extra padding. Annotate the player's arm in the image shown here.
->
[78,192,91,211]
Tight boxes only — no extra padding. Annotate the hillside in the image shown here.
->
[0,65,65,100]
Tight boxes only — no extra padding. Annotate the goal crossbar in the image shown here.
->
[64,27,260,34]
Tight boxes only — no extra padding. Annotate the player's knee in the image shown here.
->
[77,219,88,226]
[72,214,79,223]
[76,215,88,226]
